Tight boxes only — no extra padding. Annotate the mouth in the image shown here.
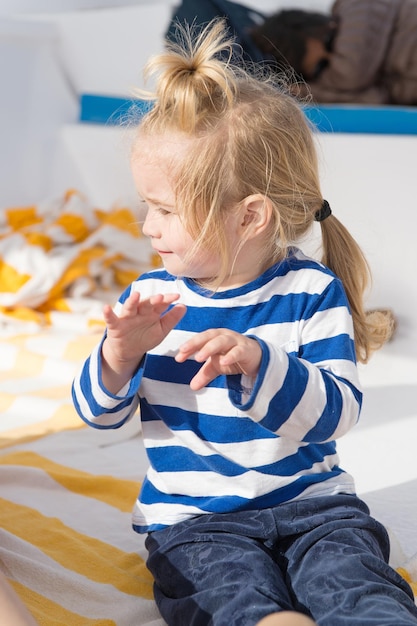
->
[155,249,171,256]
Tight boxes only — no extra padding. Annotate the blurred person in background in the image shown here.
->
[250,0,417,105]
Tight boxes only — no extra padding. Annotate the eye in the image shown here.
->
[150,203,175,217]
[155,207,171,216]
[138,197,175,217]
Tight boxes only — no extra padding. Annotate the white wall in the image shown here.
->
[0,0,166,15]
[0,2,175,206]
[0,0,333,16]
[0,18,78,207]
[317,132,417,334]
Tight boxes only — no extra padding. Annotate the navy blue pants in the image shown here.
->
[145,495,417,625]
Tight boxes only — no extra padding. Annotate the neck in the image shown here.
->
[197,254,283,292]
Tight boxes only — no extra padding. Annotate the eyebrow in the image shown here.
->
[139,195,174,208]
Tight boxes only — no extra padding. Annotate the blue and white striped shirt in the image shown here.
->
[72,249,361,533]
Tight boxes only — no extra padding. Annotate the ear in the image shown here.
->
[239,194,273,239]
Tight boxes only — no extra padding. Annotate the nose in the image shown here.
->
[142,207,160,239]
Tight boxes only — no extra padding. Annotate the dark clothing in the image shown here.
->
[165,0,267,64]
[146,494,417,625]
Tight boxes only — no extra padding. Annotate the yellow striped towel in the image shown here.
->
[0,319,164,624]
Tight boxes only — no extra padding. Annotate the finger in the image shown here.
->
[194,335,237,362]
[103,303,119,327]
[176,329,227,361]
[189,359,219,391]
[122,290,141,314]
[108,291,141,321]
[148,293,181,308]
[160,304,187,335]
[103,304,130,328]
[162,293,182,305]
[217,344,244,367]
[139,293,181,317]
[152,294,183,317]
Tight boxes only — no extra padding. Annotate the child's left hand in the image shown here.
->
[176,329,262,391]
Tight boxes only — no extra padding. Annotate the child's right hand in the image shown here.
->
[101,290,186,393]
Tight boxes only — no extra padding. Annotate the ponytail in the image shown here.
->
[320,216,394,363]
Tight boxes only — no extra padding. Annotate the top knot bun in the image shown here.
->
[142,19,239,132]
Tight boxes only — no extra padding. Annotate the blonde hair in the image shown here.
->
[134,19,391,362]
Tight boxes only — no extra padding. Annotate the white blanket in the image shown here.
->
[0,190,154,329]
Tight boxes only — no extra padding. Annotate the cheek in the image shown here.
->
[169,221,194,251]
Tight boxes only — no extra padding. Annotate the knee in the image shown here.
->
[256,611,317,626]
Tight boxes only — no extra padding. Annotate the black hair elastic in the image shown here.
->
[315,200,332,222]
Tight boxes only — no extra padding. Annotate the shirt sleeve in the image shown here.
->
[227,278,362,443]
[72,333,143,429]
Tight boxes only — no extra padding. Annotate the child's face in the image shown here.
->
[131,134,241,286]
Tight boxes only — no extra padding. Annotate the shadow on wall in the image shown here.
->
[359,384,417,430]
